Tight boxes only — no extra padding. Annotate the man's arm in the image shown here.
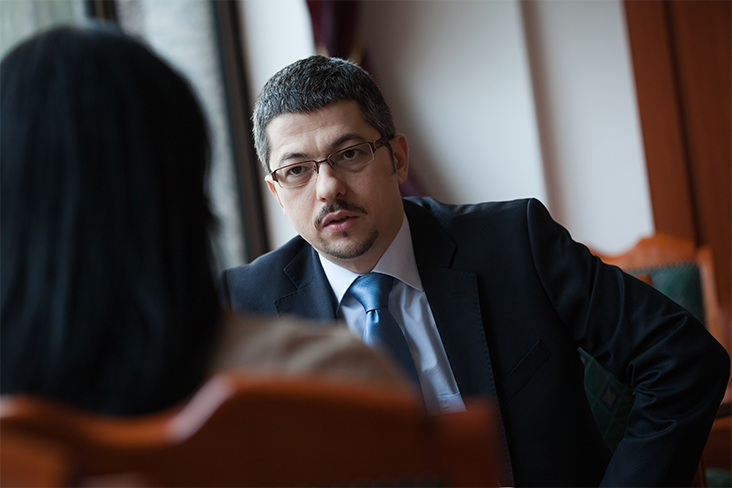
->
[526,198,730,486]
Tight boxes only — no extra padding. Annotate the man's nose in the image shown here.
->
[315,162,346,201]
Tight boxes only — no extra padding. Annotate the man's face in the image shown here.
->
[265,100,409,274]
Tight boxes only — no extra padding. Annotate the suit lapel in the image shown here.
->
[404,201,498,399]
[405,200,514,485]
[274,245,338,322]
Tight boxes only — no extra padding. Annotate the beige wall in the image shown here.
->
[239,0,654,257]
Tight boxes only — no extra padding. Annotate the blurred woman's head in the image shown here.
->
[1,24,220,415]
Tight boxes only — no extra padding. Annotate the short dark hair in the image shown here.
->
[253,55,396,170]
[1,24,220,415]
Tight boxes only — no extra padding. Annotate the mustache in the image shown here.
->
[314,200,367,228]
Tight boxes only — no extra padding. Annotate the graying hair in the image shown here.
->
[253,55,396,170]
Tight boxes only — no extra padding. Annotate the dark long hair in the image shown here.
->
[1,24,221,415]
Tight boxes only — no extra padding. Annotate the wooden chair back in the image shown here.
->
[595,233,725,348]
[1,372,504,487]
[1,429,72,487]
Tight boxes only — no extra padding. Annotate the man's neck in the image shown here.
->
[320,220,405,275]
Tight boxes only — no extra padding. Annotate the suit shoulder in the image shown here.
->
[404,196,544,226]
[227,235,308,278]
[223,235,310,312]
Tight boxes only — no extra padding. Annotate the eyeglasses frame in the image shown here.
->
[268,135,391,189]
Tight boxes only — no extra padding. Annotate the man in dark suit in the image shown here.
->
[223,55,729,486]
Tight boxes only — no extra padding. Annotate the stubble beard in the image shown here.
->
[317,227,380,261]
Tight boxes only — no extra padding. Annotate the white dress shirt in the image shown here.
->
[319,214,466,414]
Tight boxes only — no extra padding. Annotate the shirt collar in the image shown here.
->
[319,213,423,304]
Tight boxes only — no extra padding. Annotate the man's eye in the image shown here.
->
[340,147,368,162]
[285,164,311,177]
[341,148,361,160]
[334,144,370,165]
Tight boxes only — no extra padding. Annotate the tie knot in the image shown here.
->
[349,273,394,312]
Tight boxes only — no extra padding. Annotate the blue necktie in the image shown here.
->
[348,273,421,386]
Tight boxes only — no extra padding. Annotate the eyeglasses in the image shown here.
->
[269,135,391,189]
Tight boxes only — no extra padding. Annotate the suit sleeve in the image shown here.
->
[525,198,729,487]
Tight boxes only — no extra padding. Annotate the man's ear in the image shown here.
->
[391,134,409,185]
[265,176,284,209]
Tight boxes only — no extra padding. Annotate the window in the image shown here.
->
[0,0,84,59]
[116,0,250,271]
[1,0,267,270]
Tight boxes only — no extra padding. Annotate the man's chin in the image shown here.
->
[317,229,379,261]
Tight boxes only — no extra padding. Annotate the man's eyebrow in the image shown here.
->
[277,151,309,166]
[329,133,367,150]
[276,132,367,167]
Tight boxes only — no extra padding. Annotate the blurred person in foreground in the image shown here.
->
[222,55,730,487]
[0,25,407,417]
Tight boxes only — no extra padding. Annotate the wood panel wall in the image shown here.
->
[624,0,731,334]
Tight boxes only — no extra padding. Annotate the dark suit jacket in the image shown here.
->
[223,197,729,487]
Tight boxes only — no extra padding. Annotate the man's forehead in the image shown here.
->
[267,101,364,134]
[266,101,375,157]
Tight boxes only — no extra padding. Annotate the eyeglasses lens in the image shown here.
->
[275,142,375,188]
